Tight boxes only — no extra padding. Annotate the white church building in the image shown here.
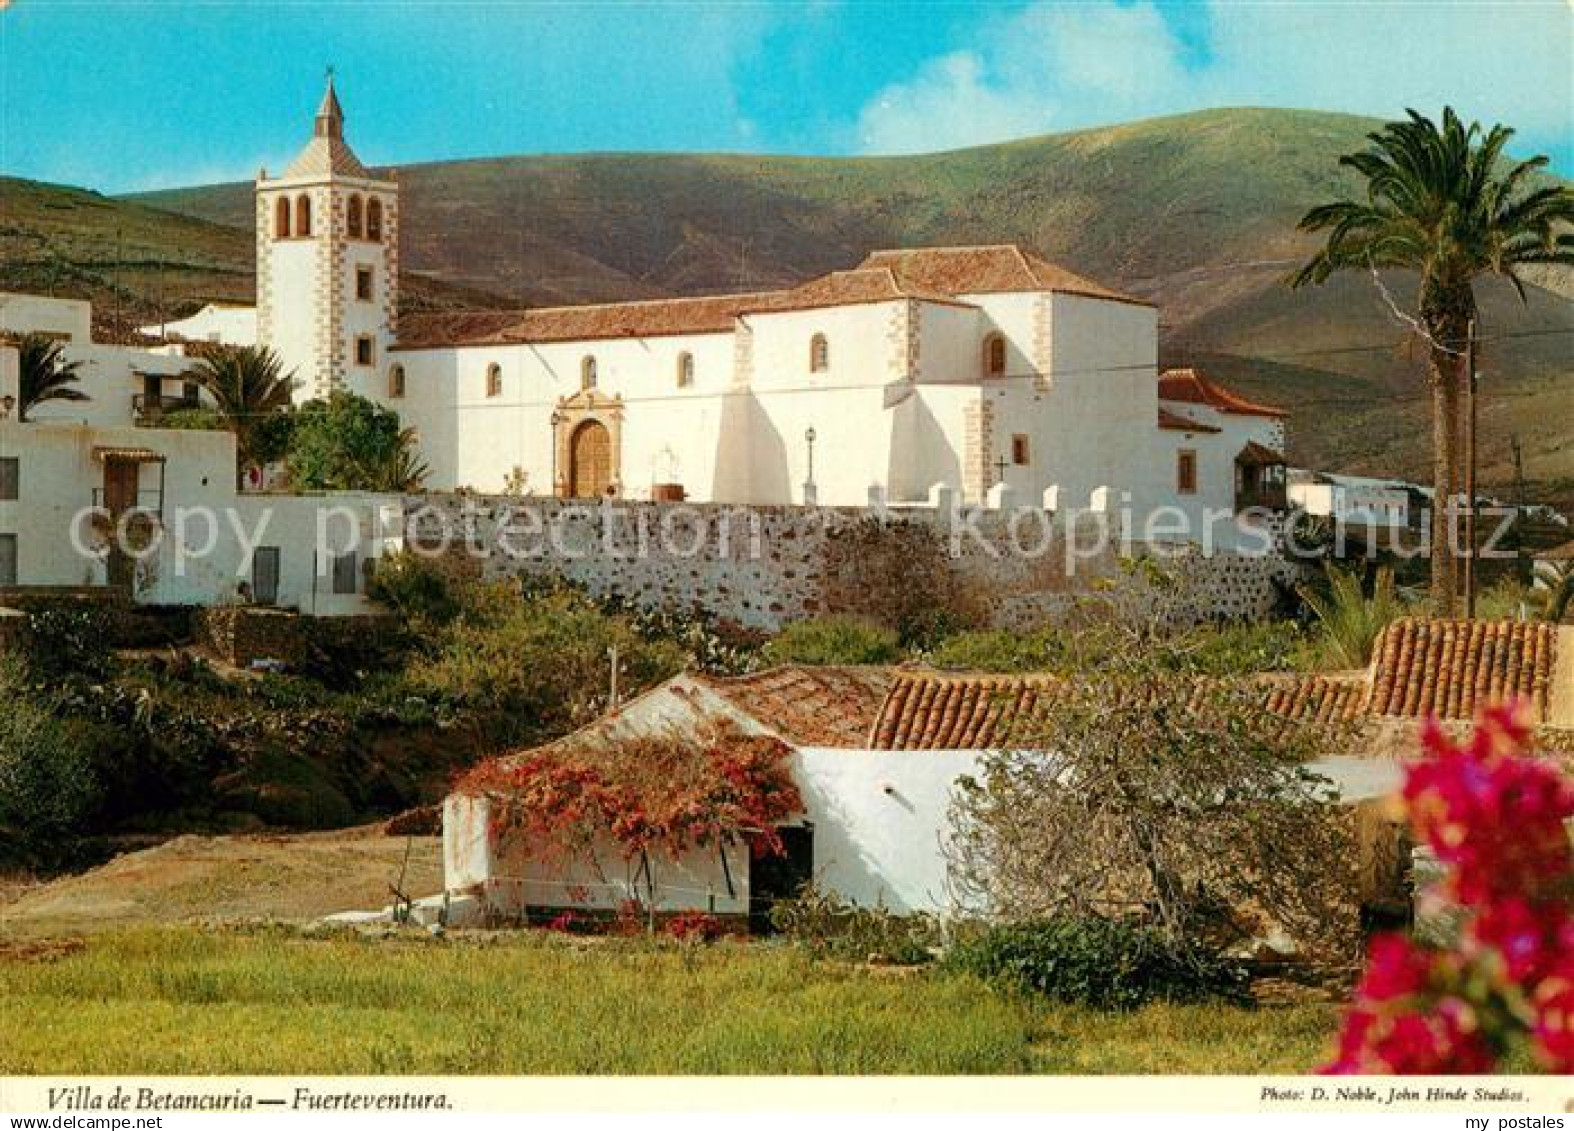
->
[198,78,1290,528]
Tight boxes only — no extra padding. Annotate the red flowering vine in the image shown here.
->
[1325,703,1574,1074]
[459,723,803,865]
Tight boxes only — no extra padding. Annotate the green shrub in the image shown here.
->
[0,659,104,848]
[762,615,901,666]
[769,887,940,965]
[925,628,1070,672]
[942,916,1247,1010]
[365,551,464,629]
[402,584,686,744]
[23,604,114,679]
[1299,562,1405,670]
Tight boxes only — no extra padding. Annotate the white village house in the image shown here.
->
[440,620,1574,927]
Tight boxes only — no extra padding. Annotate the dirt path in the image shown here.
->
[0,828,443,937]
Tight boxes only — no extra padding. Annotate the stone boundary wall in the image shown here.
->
[403,496,1305,632]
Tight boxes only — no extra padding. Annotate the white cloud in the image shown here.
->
[855,0,1573,160]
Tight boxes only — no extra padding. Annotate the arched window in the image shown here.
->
[366,198,383,241]
[580,356,598,390]
[388,364,406,399]
[676,351,695,388]
[274,196,291,239]
[485,363,502,399]
[294,194,312,238]
[346,195,363,239]
[809,333,829,374]
[984,333,1007,377]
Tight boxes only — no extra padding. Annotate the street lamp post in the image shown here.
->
[549,410,565,498]
[803,426,818,507]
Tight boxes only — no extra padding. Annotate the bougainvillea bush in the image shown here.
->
[460,723,802,875]
[1325,704,1573,1074]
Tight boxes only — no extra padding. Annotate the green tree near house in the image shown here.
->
[1291,108,1574,615]
[184,345,297,489]
[287,392,421,491]
[15,333,90,421]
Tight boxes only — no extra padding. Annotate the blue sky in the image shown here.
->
[1,0,1569,193]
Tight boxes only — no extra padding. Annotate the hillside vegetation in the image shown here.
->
[5,108,1568,503]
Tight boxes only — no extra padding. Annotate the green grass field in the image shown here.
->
[0,928,1337,1075]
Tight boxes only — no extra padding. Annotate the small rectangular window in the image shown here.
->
[356,267,374,302]
[1177,450,1198,495]
[0,534,16,587]
[1011,434,1030,466]
[0,458,18,501]
[331,552,359,596]
[355,336,374,367]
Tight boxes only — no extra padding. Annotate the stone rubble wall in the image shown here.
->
[403,496,1305,632]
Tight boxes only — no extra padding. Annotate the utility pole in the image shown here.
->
[1463,317,1478,620]
[607,644,622,710]
[113,227,124,334]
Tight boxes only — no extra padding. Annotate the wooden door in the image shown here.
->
[748,825,815,934]
[569,420,612,498]
[252,547,281,606]
[103,459,139,513]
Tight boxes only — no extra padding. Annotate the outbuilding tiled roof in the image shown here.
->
[868,673,1067,750]
[1263,675,1370,723]
[1158,368,1288,419]
[695,665,896,748]
[858,245,1145,306]
[1366,618,1558,723]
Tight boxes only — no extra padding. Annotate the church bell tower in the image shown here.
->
[256,74,398,402]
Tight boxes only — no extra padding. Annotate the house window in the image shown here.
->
[367,198,383,241]
[331,552,359,596]
[356,266,374,302]
[581,356,598,390]
[294,194,312,238]
[0,534,16,588]
[809,333,829,373]
[486,363,502,398]
[355,336,374,367]
[1011,434,1030,466]
[1177,449,1198,495]
[388,364,406,399]
[182,380,201,407]
[0,457,18,501]
[274,196,291,239]
[985,334,1007,377]
[346,195,363,239]
[677,351,695,388]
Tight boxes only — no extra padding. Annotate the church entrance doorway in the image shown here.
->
[569,419,613,498]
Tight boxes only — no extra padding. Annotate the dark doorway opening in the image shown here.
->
[748,824,814,934]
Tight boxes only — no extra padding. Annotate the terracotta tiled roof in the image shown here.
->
[1158,406,1221,433]
[759,268,976,312]
[1158,368,1288,419]
[1237,440,1287,466]
[1263,675,1370,723]
[858,245,1145,305]
[395,292,784,350]
[695,665,896,747]
[1367,618,1558,723]
[868,673,1068,750]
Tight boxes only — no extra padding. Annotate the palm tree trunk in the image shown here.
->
[1429,354,1461,616]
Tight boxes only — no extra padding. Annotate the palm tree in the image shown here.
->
[185,345,296,489]
[16,333,90,421]
[1291,108,1574,615]
[365,427,430,493]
